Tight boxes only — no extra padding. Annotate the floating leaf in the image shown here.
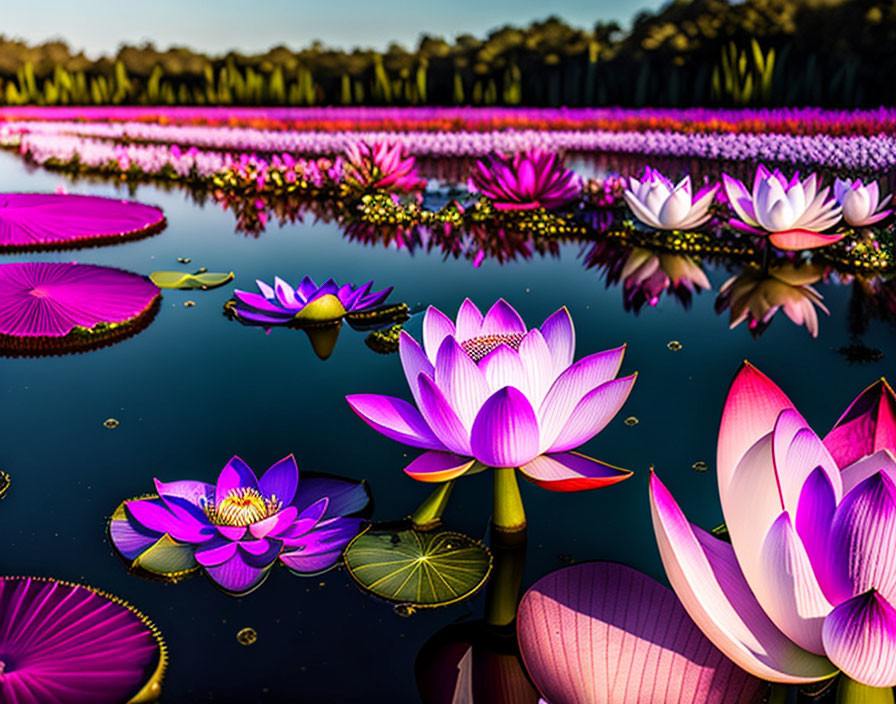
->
[0,193,165,252]
[344,528,491,608]
[517,562,767,704]
[236,627,257,646]
[0,576,166,703]
[149,271,234,290]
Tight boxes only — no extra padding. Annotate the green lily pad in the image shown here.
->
[150,270,234,290]
[344,528,492,608]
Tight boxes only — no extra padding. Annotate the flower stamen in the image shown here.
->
[205,488,282,527]
[460,333,525,363]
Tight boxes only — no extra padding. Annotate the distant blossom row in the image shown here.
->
[7,121,896,171]
[5,105,896,136]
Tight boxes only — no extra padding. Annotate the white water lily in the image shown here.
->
[624,168,719,230]
[722,166,843,250]
[834,177,892,227]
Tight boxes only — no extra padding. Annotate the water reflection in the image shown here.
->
[415,532,539,704]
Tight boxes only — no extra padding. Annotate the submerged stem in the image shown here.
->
[835,677,895,704]
[492,467,526,532]
[410,481,455,529]
[766,683,791,704]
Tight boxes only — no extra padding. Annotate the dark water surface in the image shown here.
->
[0,149,893,702]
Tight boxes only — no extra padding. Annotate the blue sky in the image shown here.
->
[5,0,665,56]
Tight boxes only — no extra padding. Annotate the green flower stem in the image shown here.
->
[835,677,895,704]
[492,467,526,533]
[766,684,790,704]
[410,481,455,530]
[485,530,527,628]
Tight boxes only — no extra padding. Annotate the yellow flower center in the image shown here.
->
[460,333,525,363]
[205,488,282,527]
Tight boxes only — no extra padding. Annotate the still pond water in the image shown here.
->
[0,149,892,702]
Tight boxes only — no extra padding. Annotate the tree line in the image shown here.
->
[0,0,892,108]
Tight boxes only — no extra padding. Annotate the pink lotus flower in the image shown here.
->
[623,168,719,230]
[723,166,843,250]
[468,150,581,211]
[621,248,711,311]
[346,300,635,529]
[343,141,425,193]
[650,363,896,689]
[834,178,893,227]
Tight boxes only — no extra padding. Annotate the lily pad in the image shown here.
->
[344,528,492,608]
[150,270,234,290]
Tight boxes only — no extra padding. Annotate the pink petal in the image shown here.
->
[399,331,434,408]
[433,336,490,430]
[455,298,484,340]
[479,343,527,395]
[345,394,446,450]
[824,379,896,469]
[826,472,896,606]
[649,473,837,682]
[519,452,631,492]
[768,231,846,251]
[545,374,637,453]
[480,298,526,336]
[417,373,472,455]
[470,387,540,468]
[517,561,768,704]
[249,505,299,539]
[540,307,575,374]
[758,511,832,654]
[517,328,555,406]
[422,306,456,364]
[195,541,239,567]
[842,450,896,496]
[258,454,299,505]
[796,467,838,596]
[822,591,896,688]
[718,363,794,501]
[404,451,476,483]
[537,346,627,451]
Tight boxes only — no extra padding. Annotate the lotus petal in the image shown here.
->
[519,452,631,492]
[517,561,768,704]
[280,517,365,573]
[649,473,837,683]
[841,450,896,496]
[215,456,259,504]
[540,307,575,373]
[769,231,846,251]
[826,472,896,605]
[470,387,540,468]
[422,306,456,362]
[545,374,636,453]
[824,380,896,469]
[405,451,477,483]
[258,454,299,505]
[417,373,473,454]
[822,590,896,688]
[125,499,214,544]
[203,550,274,595]
[346,394,446,450]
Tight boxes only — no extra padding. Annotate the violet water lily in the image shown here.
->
[623,168,719,230]
[231,276,392,326]
[834,177,893,227]
[722,165,843,250]
[468,150,581,211]
[346,299,635,531]
[650,363,896,694]
[110,455,368,595]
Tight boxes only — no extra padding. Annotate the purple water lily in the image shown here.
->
[110,455,368,596]
[468,150,581,211]
[231,276,392,326]
[347,299,635,531]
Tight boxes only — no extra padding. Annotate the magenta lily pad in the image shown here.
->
[517,562,767,704]
[0,193,166,252]
[0,262,160,355]
[0,576,166,703]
